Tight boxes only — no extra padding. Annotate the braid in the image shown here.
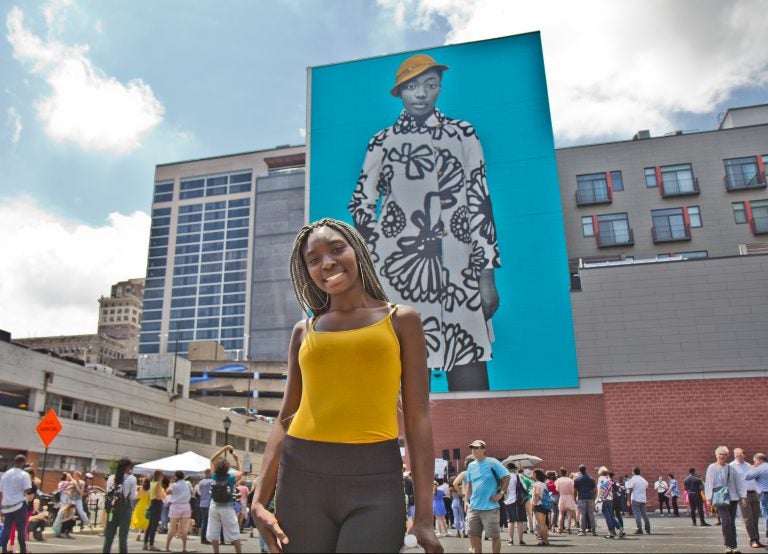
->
[289,218,388,316]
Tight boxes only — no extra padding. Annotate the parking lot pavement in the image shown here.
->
[24,513,744,553]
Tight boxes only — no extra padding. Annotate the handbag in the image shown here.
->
[712,466,731,507]
[515,474,529,506]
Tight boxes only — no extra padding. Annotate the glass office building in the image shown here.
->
[138,146,305,357]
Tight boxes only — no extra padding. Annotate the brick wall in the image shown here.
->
[425,376,768,511]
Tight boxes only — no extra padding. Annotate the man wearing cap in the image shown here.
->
[349,53,500,392]
[0,454,33,554]
[464,440,509,554]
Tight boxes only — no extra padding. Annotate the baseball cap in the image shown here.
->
[468,439,486,448]
[85,472,94,479]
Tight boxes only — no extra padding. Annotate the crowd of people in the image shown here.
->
[409,442,768,554]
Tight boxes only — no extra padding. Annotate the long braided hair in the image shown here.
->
[289,218,388,316]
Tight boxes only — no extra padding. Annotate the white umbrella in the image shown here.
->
[500,454,542,469]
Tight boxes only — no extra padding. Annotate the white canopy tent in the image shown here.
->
[133,451,211,477]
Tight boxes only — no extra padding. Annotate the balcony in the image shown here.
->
[751,216,768,235]
[661,177,700,198]
[652,224,692,243]
[724,173,766,192]
[576,186,612,206]
[598,228,634,248]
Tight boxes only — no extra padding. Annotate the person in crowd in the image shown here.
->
[103,457,137,554]
[159,477,171,535]
[745,453,768,548]
[27,497,48,542]
[0,454,32,554]
[667,473,681,517]
[130,477,150,543]
[574,464,597,536]
[597,466,625,539]
[433,481,448,537]
[449,479,466,538]
[502,463,527,546]
[464,440,509,554]
[6,467,39,552]
[164,470,192,553]
[143,469,165,552]
[731,447,762,548]
[66,471,89,530]
[403,468,415,532]
[438,479,453,532]
[617,475,628,515]
[235,479,249,531]
[519,469,534,534]
[207,445,244,554]
[555,467,576,534]
[197,468,213,545]
[55,473,71,510]
[530,469,551,546]
[250,219,442,553]
[654,474,672,515]
[349,54,501,393]
[55,503,78,538]
[546,471,559,533]
[608,472,625,532]
[706,445,746,554]
[684,467,710,527]
[625,467,651,535]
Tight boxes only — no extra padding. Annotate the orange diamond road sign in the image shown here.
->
[36,409,63,448]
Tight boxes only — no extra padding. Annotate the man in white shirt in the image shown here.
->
[653,475,671,515]
[0,454,33,554]
[625,467,651,535]
[731,447,762,548]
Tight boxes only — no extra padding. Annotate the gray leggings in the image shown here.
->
[275,436,406,553]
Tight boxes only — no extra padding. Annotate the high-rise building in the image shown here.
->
[98,277,144,356]
[138,145,305,359]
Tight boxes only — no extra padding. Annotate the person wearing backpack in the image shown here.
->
[531,469,552,546]
[207,445,243,554]
[464,439,510,554]
[102,457,136,554]
[502,462,527,546]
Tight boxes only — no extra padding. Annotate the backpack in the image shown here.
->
[514,475,529,506]
[104,482,122,513]
[211,474,234,504]
[540,486,552,511]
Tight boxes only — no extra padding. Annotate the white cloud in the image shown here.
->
[6,3,164,154]
[377,0,768,143]
[7,107,22,143]
[0,197,150,337]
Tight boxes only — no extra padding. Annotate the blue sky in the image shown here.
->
[1,0,766,337]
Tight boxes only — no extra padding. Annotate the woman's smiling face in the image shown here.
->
[303,226,359,295]
[399,68,442,118]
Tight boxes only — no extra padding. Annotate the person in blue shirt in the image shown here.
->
[464,440,509,554]
[746,452,768,548]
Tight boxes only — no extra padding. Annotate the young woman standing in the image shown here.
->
[251,219,442,553]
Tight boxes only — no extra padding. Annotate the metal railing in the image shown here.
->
[575,186,612,206]
[598,228,634,247]
[724,172,766,191]
[661,177,699,197]
[652,223,692,242]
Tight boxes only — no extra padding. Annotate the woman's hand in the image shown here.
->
[410,521,443,553]
[479,269,499,320]
[252,502,288,553]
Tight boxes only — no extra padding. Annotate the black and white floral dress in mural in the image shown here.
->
[348,109,500,372]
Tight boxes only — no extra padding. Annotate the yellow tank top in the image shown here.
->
[287,306,402,444]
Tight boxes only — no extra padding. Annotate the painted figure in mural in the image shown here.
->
[349,53,500,391]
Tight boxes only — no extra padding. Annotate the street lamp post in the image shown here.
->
[223,416,232,459]
[174,428,182,455]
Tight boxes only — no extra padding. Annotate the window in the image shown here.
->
[644,167,658,188]
[723,156,765,190]
[733,202,747,224]
[216,433,246,450]
[688,206,702,228]
[44,394,112,426]
[596,213,633,247]
[610,170,624,192]
[652,208,690,242]
[581,216,594,237]
[119,410,168,436]
[751,200,768,234]
[660,163,698,196]
[174,422,212,445]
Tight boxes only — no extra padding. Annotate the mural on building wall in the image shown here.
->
[307,33,578,392]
